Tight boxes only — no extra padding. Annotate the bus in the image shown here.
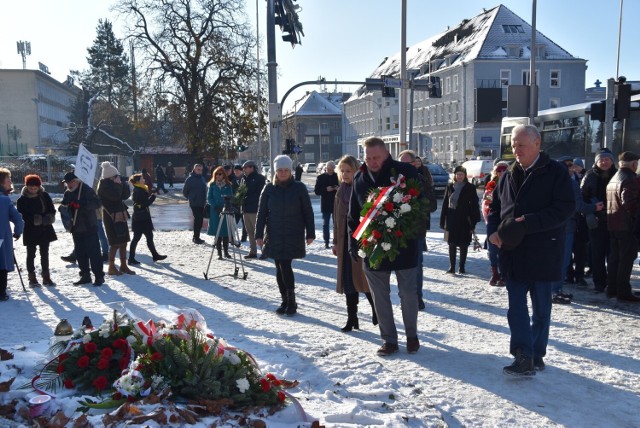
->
[500,93,640,166]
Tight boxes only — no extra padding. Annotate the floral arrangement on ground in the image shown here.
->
[355,173,428,269]
[4,304,313,427]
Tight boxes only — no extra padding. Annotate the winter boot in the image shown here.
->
[275,280,288,314]
[42,270,55,286]
[128,241,140,265]
[447,245,457,273]
[107,247,121,275]
[365,292,378,325]
[216,239,223,260]
[285,290,298,316]
[459,246,467,274]
[341,293,360,332]
[489,266,500,286]
[223,237,231,258]
[148,239,167,261]
[28,271,40,287]
[118,245,136,275]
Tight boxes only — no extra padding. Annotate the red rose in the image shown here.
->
[362,238,369,247]
[372,230,383,240]
[92,376,108,391]
[58,353,68,362]
[395,230,403,237]
[112,392,122,400]
[277,391,286,402]
[260,378,270,392]
[63,378,74,389]
[112,338,127,349]
[384,202,394,212]
[84,342,98,354]
[101,348,113,359]
[56,363,65,374]
[408,188,419,197]
[150,352,163,362]
[77,355,90,369]
[97,358,110,370]
[266,373,282,386]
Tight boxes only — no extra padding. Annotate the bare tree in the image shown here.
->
[114,0,262,156]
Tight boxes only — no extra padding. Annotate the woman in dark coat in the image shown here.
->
[207,166,234,259]
[332,155,376,331]
[256,155,315,316]
[440,165,480,274]
[16,174,57,286]
[128,174,166,265]
[97,161,134,276]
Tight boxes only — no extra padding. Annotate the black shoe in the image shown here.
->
[0,294,9,302]
[376,343,399,357]
[558,291,573,299]
[259,253,268,260]
[407,337,420,354]
[418,299,426,310]
[224,252,232,259]
[61,255,76,263]
[552,294,571,304]
[192,237,205,244]
[458,267,466,274]
[153,254,167,262]
[93,275,105,286]
[446,268,455,274]
[275,302,287,315]
[73,276,92,286]
[533,357,545,371]
[325,243,330,249]
[244,253,257,259]
[128,258,141,265]
[503,350,536,376]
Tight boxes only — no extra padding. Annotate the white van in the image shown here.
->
[461,159,494,187]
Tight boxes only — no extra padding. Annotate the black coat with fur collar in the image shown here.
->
[16,186,57,246]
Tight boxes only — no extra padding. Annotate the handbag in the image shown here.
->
[112,210,129,237]
[203,203,211,219]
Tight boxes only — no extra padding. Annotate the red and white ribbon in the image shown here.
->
[135,320,158,346]
[352,174,404,240]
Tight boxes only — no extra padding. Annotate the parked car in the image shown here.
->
[303,163,316,173]
[426,163,449,195]
[462,159,494,187]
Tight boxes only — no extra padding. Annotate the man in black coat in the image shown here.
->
[241,160,266,258]
[155,164,168,194]
[348,137,422,357]
[488,125,574,376]
[314,161,339,249]
[60,171,105,286]
[183,164,207,244]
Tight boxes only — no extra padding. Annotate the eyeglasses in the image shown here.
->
[216,173,224,176]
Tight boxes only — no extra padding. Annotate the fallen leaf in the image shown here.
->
[0,377,15,392]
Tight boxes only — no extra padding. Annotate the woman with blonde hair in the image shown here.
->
[332,155,377,331]
[128,173,166,264]
[207,166,234,259]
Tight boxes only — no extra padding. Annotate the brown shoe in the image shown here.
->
[376,343,399,357]
[107,262,122,276]
[407,337,420,354]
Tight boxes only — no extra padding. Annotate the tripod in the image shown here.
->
[203,204,248,281]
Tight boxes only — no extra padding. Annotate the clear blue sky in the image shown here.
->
[1,1,638,112]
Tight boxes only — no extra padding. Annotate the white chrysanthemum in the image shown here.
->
[225,350,241,365]
[384,217,396,228]
[99,328,110,338]
[358,249,367,258]
[82,334,92,343]
[400,203,411,213]
[151,374,167,391]
[381,242,392,251]
[236,378,250,393]
[392,192,403,203]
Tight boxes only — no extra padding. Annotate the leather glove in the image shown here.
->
[349,245,360,263]
[69,201,80,210]
[13,234,21,241]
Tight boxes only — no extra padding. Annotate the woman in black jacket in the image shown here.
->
[16,174,57,286]
[440,165,480,274]
[128,174,166,265]
[255,155,315,316]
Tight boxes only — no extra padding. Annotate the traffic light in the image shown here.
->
[382,86,395,98]
[590,101,606,122]
[274,0,303,47]
[615,82,631,120]
[283,139,294,154]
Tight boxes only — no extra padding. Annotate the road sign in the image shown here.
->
[383,77,402,88]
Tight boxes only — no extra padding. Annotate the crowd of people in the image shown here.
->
[2,124,640,378]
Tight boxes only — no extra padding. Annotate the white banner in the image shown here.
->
[75,144,98,186]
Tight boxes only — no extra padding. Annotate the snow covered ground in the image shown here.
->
[1,195,640,427]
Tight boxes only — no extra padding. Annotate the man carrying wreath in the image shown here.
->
[348,137,423,356]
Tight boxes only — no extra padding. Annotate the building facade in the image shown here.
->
[344,4,587,165]
[0,69,79,155]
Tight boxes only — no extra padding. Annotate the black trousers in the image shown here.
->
[130,229,158,257]
[73,230,103,278]
[191,206,204,239]
[588,225,610,290]
[26,242,50,273]
[0,270,7,297]
[607,231,638,297]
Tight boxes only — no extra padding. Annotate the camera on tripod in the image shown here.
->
[222,195,234,212]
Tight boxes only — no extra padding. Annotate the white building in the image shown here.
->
[344,4,587,164]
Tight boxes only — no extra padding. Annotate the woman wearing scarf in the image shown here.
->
[16,174,57,286]
[128,174,166,265]
[332,155,377,331]
[207,166,234,259]
[440,165,480,274]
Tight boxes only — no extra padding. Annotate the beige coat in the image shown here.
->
[333,184,370,294]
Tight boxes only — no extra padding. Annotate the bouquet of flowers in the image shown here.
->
[233,182,247,206]
[353,173,428,269]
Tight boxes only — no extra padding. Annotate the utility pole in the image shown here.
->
[399,0,408,149]
[528,0,538,123]
[266,0,278,166]
[255,0,262,161]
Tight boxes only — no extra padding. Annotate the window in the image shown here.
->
[550,70,561,88]
[445,77,451,95]
[334,136,341,145]
[304,136,314,145]
[452,102,459,122]
[500,70,511,87]
[522,70,539,85]
[393,115,399,129]
[453,75,459,92]
[445,104,450,124]
[549,98,560,109]
[453,136,459,152]
[446,136,451,151]
[385,117,391,130]
[502,24,524,34]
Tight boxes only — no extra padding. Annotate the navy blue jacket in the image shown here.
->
[241,170,266,214]
[183,172,207,208]
[487,152,575,282]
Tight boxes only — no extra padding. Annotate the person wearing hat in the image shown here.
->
[16,174,57,286]
[440,165,480,274]
[165,161,176,188]
[581,148,616,292]
[255,155,315,316]
[482,162,509,286]
[60,171,105,286]
[240,160,266,258]
[155,164,168,194]
[183,164,208,244]
[314,160,339,249]
[604,151,640,302]
[488,124,574,376]
[0,167,24,301]
[98,161,135,276]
